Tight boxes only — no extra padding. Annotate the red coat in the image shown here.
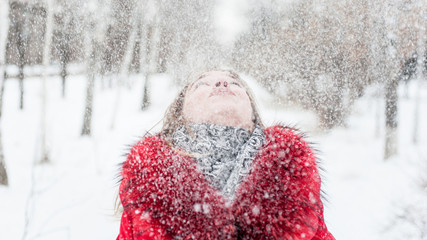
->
[117,126,335,240]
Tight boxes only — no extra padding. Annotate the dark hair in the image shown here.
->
[160,69,264,144]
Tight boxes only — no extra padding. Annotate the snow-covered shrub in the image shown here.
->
[385,163,427,240]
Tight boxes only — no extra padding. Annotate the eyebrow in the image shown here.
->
[197,74,207,80]
[189,78,203,91]
[189,74,207,88]
[227,72,239,79]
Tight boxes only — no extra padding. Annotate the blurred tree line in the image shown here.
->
[0,0,426,185]
[234,0,426,129]
[233,0,426,159]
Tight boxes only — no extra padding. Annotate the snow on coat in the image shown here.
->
[117,125,335,240]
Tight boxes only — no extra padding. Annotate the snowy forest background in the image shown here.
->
[0,0,426,239]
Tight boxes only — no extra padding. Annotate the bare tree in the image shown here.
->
[0,129,6,186]
[384,76,399,159]
[144,9,161,110]
[100,0,218,91]
[383,1,400,160]
[138,18,149,110]
[0,82,6,186]
[147,7,161,76]
[7,2,29,110]
[81,0,110,136]
[412,2,426,144]
[412,51,425,144]
[101,0,134,75]
[382,0,423,159]
[54,10,72,98]
[111,1,139,128]
[81,56,95,136]
[81,27,98,136]
[233,0,377,129]
[39,0,54,164]
[0,0,9,118]
[0,0,10,186]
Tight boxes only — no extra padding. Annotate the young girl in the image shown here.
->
[116,70,335,240]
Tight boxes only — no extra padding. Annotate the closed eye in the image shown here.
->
[231,82,241,87]
[193,81,209,90]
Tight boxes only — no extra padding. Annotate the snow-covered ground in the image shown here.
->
[0,70,426,240]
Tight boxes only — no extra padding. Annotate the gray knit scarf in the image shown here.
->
[172,123,265,201]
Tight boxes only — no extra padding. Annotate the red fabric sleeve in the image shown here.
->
[233,126,334,240]
[116,208,171,240]
[117,136,236,239]
[117,139,171,240]
[117,211,134,240]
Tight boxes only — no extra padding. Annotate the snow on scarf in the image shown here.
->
[172,123,265,200]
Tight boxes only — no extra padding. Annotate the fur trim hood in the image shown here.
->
[118,126,334,240]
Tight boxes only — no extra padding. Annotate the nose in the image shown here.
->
[215,81,228,87]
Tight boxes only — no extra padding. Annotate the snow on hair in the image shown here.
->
[161,69,264,143]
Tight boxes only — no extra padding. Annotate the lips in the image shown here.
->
[209,90,235,97]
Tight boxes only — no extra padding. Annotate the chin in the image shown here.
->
[209,111,250,126]
[210,119,253,131]
[211,106,237,115]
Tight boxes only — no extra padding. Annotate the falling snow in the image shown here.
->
[0,0,426,239]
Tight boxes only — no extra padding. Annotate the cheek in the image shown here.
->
[241,96,253,116]
[183,91,208,118]
[235,90,252,107]
[186,89,205,105]
[236,92,253,117]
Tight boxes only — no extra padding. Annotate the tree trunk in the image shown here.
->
[138,13,149,110]
[0,129,7,186]
[81,40,96,136]
[141,77,150,110]
[0,71,5,119]
[118,8,138,86]
[413,28,425,144]
[0,71,6,186]
[17,22,25,110]
[60,60,67,97]
[82,0,115,134]
[413,74,421,144]
[59,33,70,98]
[0,69,6,186]
[142,16,161,110]
[110,5,139,129]
[384,77,399,160]
[148,13,161,74]
[375,86,381,138]
[383,1,400,160]
[0,0,9,185]
[39,0,54,164]
[0,0,9,119]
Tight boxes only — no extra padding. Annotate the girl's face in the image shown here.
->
[182,71,254,131]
